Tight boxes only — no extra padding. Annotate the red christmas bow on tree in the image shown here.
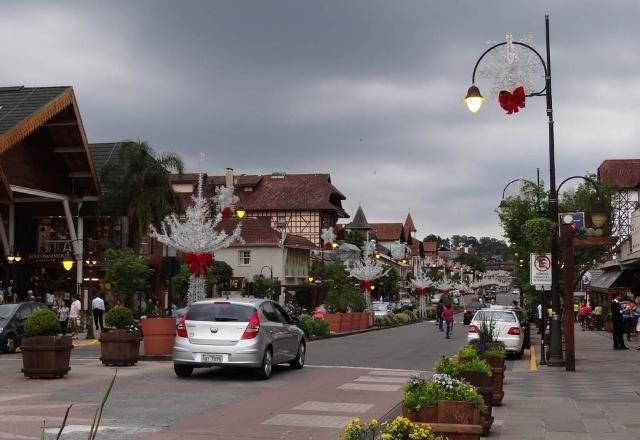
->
[184,252,213,278]
[323,242,333,250]
[416,288,426,296]
[498,86,526,114]
[221,207,233,219]
[359,280,373,292]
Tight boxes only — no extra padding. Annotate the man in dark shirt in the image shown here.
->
[611,292,628,350]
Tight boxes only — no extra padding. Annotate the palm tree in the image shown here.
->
[99,140,184,251]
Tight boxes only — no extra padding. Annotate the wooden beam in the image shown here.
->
[68,172,92,178]
[43,121,78,127]
[54,146,84,153]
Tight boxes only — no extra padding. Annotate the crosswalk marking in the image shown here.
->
[338,383,401,392]
[292,401,373,413]
[354,376,407,383]
[263,413,354,428]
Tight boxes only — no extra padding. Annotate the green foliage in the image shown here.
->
[426,307,437,320]
[376,267,400,298]
[207,261,233,293]
[341,416,442,440]
[434,357,460,377]
[251,275,281,300]
[313,261,365,312]
[523,217,555,252]
[374,316,387,328]
[454,253,485,272]
[478,319,497,344]
[170,263,190,305]
[104,248,153,298]
[484,343,507,359]
[98,140,184,249]
[344,230,366,248]
[395,313,410,324]
[458,345,478,360]
[297,314,329,337]
[458,357,492,377]
[105,307,135,329]
[25,309,60,337]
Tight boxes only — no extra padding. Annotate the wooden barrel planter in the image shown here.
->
[100,329,141,366]
[140,318,176,356]
[459,371,493,435]
[481,355,505,406]
[21,335,73,379]
[403,400,482,440]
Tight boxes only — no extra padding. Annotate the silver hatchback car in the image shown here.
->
[172,298,306,379]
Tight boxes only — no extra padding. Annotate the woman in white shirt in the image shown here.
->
[54,300,70,336]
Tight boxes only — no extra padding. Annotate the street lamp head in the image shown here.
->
[590,199,607,229]
[62,252,74,271]
[464,85,484,113]
[14,253,21,262]
[497,199,508,215]
[308,275,314,284]
[235,206,246,219]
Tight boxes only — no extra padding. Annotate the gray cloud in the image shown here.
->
[1,0,638,240]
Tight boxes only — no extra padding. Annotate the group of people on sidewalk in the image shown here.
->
[611,292,640,350]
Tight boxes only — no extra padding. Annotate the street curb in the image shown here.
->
[308,319,429,342]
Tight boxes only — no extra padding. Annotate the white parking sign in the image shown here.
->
[530,253,552,289]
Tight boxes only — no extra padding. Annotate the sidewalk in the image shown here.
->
[491,323,640,439]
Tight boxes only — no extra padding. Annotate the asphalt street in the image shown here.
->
[0,293,518,439]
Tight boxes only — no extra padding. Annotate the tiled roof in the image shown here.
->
[423,241,438,253]
[0,86,69,135]
[597,160,640,189]
[207,173,348,216]
[217,217,316,248]
[370,223,404,242]
[404,213,417,233]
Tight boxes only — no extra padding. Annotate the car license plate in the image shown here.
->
[201,354,225,363]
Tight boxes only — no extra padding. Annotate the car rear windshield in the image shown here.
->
[186,303,255,322]
[474,310,516,322]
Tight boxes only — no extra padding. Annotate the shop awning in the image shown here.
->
[590,270,623,289]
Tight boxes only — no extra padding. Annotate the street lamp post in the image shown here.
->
[84,251,98,340]
[466,15,565,366]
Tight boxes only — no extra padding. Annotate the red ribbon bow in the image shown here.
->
[323,242,333,250]
[184,252,213,278]
[416,288,426,296]
[221,207,233,219]
[359,280,373,292]
[498,86,526,114]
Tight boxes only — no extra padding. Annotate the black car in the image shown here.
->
[463,301,486,325]
[512,308,531,348]
[0,302,47,353]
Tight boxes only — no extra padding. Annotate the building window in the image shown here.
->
[238,250,251,266]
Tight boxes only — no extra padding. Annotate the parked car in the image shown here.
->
[0,302,48,353]
[172,298,305,380]
[467,307,526,358]
[463,301,486,325]
[371,302,393,317]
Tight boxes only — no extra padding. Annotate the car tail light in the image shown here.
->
[507,327,521,335]
[241,311,260,340]
[176,315,188,338]
[468,325,479,333]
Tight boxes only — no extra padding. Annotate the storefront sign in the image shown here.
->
[24,252,68,264]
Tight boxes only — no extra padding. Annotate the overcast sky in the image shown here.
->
[2,1,638,240]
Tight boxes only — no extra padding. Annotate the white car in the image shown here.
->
[371,302,393,317]
[467,308,525,358]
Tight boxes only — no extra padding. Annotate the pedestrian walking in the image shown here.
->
[611,292,628,350]
[573,302,579,322]
[92,293,105,332]
[436,299,444,332]
[442,303,454,339]
[593,303,603,330]
[622,299,635,341]
[69,295,82,339]
[54,300,69,335]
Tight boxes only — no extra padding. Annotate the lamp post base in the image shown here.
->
[547,315,565,366]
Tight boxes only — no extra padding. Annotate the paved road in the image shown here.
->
[0,296,519,439]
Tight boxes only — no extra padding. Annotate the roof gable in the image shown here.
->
[370,223,405,242]
[404,213,417,233]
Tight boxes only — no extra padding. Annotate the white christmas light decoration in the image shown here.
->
[389,241,406,261]
[149,173,243,303]
[348,244,389,308]
[477,34,545,98]
[215,185,240,218]
[320,227,336,250]
[409,272,435,318]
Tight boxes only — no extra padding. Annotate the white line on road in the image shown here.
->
[292,401,374,413]
[263,413,353,428]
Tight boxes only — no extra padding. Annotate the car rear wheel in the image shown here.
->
[256,348,273,380]
[173,364,193,378]
[290,342,305,369]
[1,334,17,354]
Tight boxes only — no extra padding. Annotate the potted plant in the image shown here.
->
[341,416,443,440]
[21,309,72,378]
[469,332,507,406]
[402,373,485,440]
[458,344,478,363]
[100,306,141,366]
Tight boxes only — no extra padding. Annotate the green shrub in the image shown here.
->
[426,307,436,320]
[311,319,330,337]
[25,309,60,337]
[105,307,135,329]
[395,313,410,324]
[484,342,507,359]
[403,373,487,413]
[387,314,398,325]
[435,356,460,377]
[458,344,478,360]
[374,316,387,328]
[298,314,314,338]
[458,357,493,377]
